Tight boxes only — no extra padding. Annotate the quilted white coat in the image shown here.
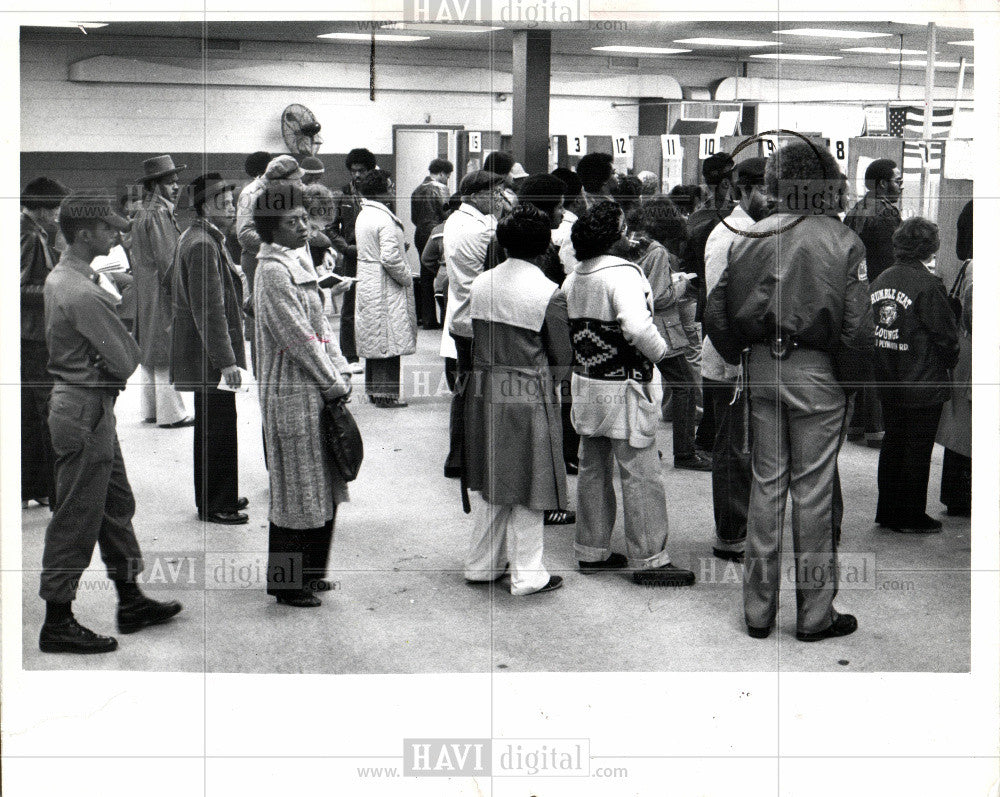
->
[354,199,417,359]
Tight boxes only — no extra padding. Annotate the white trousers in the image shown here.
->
[464,493,550,595]
[139,365,188,425]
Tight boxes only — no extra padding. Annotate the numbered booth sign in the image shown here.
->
[568,134,587,157]
[612,133,633,170]
[831,138,849,167]
[661,134,682,160]
[699,134,722,160]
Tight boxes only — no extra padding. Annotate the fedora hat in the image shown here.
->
[187,172,238,209]
[142,155,187,182]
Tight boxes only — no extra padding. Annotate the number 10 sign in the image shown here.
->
[699,134,722,160]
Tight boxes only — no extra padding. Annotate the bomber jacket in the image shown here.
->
[704,212,873,370]
[869,258,960,406]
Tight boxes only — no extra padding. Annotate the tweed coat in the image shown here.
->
[255,243,351,528]
[131,193,181,367]
[353,199,417,359]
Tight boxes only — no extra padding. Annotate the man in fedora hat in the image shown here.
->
[171,173,249,525]
[39,194,183,654]
[132,154,192,428]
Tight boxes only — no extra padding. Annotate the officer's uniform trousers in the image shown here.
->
[743,344,848,634]
[39,384,143,603]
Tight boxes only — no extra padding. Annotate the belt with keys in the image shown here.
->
[768,335,799,360]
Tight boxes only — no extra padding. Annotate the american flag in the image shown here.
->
[902,141,944,177]
[901,140,944,219]
[888,106,954,138]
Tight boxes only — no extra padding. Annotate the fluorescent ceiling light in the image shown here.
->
[894,59,966,68]
[775,28,890,40]
[592,45,691,55]
[673,37,775,47]
[750,53,843,61]
[949,40,974,47]
[383,23,502,33]
[318,32,429,42]
[26,22,107,28]
[842,46,927,55]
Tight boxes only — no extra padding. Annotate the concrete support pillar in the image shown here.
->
[512,29,551,175]
[638,98,668,136]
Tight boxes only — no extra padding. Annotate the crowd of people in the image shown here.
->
[20,137,972,654]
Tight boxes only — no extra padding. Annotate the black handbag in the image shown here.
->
[320,397,364,482]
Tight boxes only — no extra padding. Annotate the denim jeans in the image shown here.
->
[575,435,672,570]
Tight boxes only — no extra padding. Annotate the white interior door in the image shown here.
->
[394,128,459,272]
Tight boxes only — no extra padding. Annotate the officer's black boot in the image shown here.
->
[40,601,118,654]
[115,581,183,634]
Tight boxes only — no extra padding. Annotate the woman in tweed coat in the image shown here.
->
[253,184,353,607]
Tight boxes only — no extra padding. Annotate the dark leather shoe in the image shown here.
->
[882,514,943,534]
[532,575,563,594]
[747,624,772,639]
[117,596,183,634]
[579,552,629,573]
[372,397,409,408]
[796,612,858,642]
[713,547,745,563]
[633,563,696,587]
[40,618,118,654]
[275,590,322,607]
[198,510,249,525]
[674,453,713,472]
[444,464,462,479]
[159,417,195,428]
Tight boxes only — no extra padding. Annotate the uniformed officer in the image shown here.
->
[39,194,182,654]
[705,142,873,641]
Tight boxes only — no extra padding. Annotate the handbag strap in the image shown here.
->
[949,260,970,300]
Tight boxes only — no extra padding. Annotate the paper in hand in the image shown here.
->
[217,367,254,393]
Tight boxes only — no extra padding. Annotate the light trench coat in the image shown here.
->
[353,199,417,360]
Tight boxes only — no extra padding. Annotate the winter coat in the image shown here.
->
[354,199,417,359]
[870,258,960,407]
[563,255,669,448]
[169,219,246,390]
[21,211,56,343]
[255,243,352,528]
[937,281,972,456]
[704,212,872,367]
[464,258,572,510]
[636,239,690,356]
[131,193,181,367]
[844,193,902,283]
